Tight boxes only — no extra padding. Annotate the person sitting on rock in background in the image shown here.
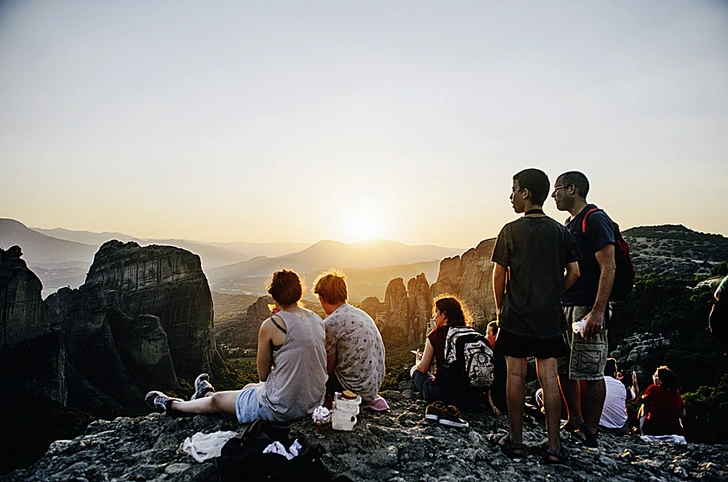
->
[313,270,386,405]
[145,269,327,423]
[410,296,481,427]
[491,168,581,464]
[599,358,639,435]
[639,365,685,437]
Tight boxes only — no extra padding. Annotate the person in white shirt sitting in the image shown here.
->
[599,358,639,435]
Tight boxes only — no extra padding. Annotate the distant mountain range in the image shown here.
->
[0,218,463,299]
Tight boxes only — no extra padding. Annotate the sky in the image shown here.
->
[1,1,727,248]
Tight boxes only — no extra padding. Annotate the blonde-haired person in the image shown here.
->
[145,269,327,423]
[314,270,385,404]
[411,296,483,426]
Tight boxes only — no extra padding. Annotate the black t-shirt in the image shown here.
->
[561,204,615,306]
[491,215,581,339]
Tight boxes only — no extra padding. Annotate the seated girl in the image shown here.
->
[639,365,685,437]
[145,269,328,423]
[410,296,483,416]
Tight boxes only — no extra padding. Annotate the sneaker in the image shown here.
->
[190,373,215,400]
[438,405,469,428]
[145,390,182,412]
[425,401,446,423]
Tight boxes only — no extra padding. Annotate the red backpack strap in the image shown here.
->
[581,207,600,234]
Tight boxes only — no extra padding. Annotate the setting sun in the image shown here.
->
[342,202,385,242]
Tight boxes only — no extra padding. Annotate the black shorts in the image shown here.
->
[494,330,569,359]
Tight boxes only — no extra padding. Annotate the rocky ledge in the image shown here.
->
[2,389,726,482]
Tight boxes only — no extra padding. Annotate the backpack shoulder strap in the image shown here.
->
[581,207,601,234]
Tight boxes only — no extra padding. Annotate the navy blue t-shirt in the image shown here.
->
[561,204,615,306]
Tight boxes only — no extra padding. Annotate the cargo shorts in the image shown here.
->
[557,305,610,381]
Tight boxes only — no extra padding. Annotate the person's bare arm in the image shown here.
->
[563,261,580,293]
[584,244,616,338]
[257,317,286,381]
[493,263,508,313]
[630,371,640,399]
[415,339,435,374]
[326,354,336,375]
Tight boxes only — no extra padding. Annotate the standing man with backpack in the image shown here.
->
[552,171,617,448]
[491,168,581,464]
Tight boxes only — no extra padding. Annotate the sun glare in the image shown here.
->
[344,204,383,242]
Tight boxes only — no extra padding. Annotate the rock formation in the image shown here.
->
[0,246,66,405]
[4,387,727,481]
[83,241,221,380]
[214,295,274,354]
[382,276,433,345]
[431,238,498,326]
[407,274,431,344]
[45,240,223,415]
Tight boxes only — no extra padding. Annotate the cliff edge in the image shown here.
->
[2,389,726,482]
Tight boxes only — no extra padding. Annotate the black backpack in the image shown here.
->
[217,420,332,482]
[581,207,635,301]
[441,326,495,389]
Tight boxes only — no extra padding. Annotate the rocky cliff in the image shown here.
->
[431,238,498,326]
[45,240,223,415]
[214,295,274,355]
[0,246,66,405]
[3,386,726,481]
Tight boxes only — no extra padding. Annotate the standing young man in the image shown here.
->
[492,168,581,463]
[552,171,616,447]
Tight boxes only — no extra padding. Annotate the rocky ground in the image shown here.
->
[3,386,727,482]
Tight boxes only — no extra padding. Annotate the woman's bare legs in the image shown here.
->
[169,390,239,416]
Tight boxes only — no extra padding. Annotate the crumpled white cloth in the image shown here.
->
[179,431,239,462]
[262,439,302,460]
[640,434,687,445]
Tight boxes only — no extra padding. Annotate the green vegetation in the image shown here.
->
[610,271,728,443]
[683,374,728,444]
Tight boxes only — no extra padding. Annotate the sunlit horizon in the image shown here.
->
[1,1,726,247]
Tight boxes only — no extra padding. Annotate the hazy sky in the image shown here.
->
[1,1,726,248]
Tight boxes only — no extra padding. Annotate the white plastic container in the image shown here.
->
[334,392,362,411]
[331,391,362,431]
[331,410,357,431]
[333,401,360,415]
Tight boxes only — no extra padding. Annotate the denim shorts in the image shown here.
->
[557,305,609,381]
[235,383,276,424]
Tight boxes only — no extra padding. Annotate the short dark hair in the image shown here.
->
[487,320,499,334]
[605,358,618,376]
[513,168,550,205]
[655,365,679,391]
[267,269,303,306]
[434,295,471,327]
[313,270,348,304]
[558,171,590,199]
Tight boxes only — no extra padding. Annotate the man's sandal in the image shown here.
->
[542,443,569,464]
[492,433,526,459]
[573,423,599,448]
